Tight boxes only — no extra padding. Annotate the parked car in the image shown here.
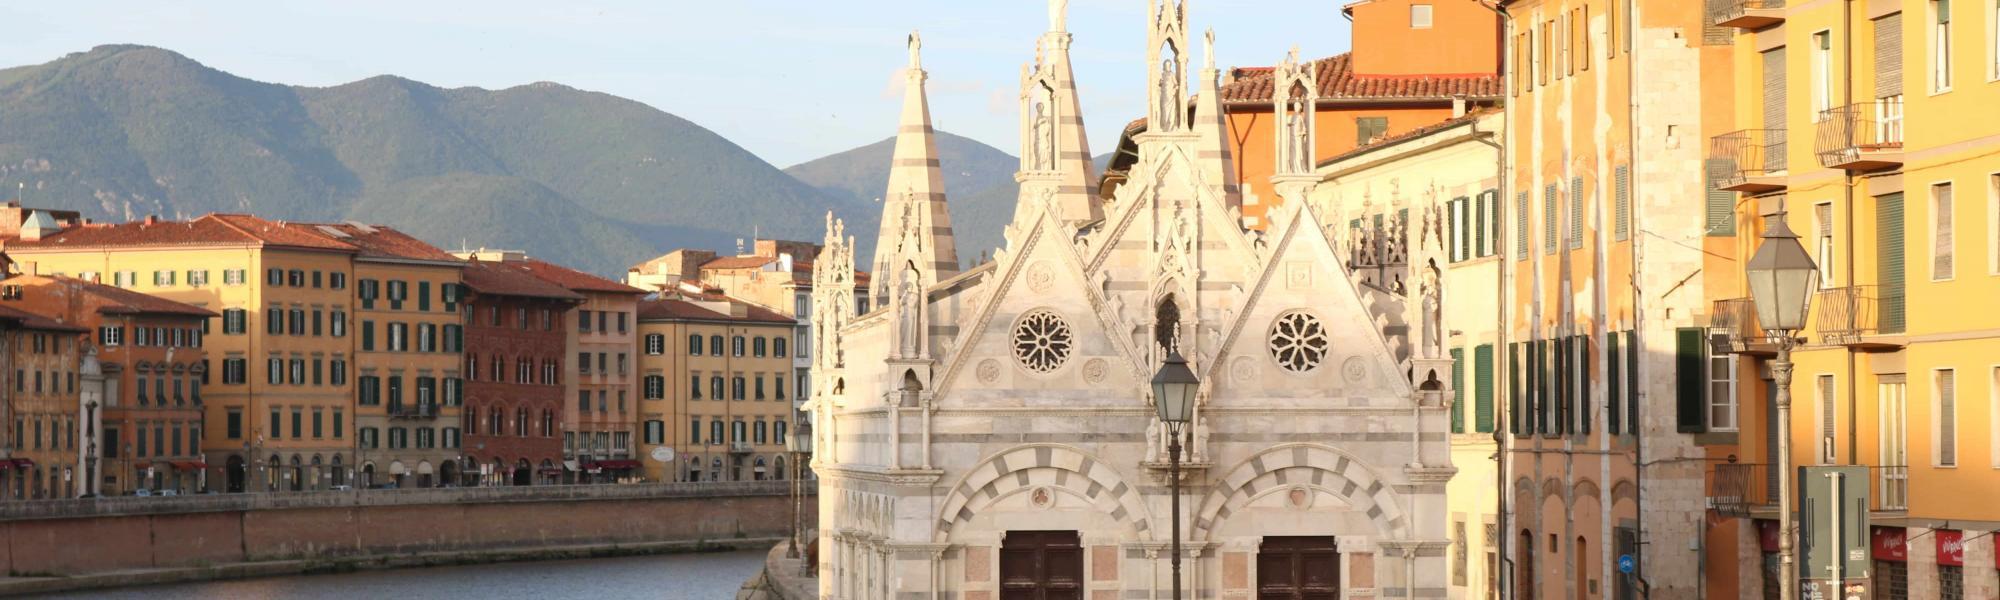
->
[158,489,178,497]
[133,489,152,497]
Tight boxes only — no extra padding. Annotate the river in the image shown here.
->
[47,549,768,600]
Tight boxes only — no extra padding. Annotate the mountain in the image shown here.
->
[785,137,1121,265]
[0,45,874,274]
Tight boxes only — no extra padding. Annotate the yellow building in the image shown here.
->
[1708,0,2000,596]
[1315,109,1506,600]
[636,293,796,483]
[292,223,465,489]
[4,213,363,493]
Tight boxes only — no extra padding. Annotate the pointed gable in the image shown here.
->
[870,32,961,303]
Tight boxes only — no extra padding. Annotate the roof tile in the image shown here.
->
[1219,53,1501,103]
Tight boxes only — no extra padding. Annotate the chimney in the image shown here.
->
[1451,96,1467,118]
[144,215,158,225]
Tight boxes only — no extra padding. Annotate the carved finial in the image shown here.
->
[908,31,922,70]
[1288,45,1300,66]
[1049,0,1068,32]
[1203,29,1215,70]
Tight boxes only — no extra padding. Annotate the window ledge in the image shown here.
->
[1691,431,1740,446]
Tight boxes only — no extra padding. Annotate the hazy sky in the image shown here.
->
[0,1,1353,167]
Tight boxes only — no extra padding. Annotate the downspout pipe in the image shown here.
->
[1621,0,1651,596]
[1471,2,1513,598]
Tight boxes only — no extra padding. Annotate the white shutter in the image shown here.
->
[1937,370,1956,465]
[1934,184,1954,279]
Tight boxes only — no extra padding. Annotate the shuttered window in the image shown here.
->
[1544,184,1558,254]
[1763,49,1788,172]
[1553,338,1568,435]
[1626,331,1639,436]
[1480,189,1499,257]
[1451,348,1466,433]
[1875,14,1904,98]
[1607,333,1623,435]
[1930,0,1951,92]
[1538,340,1553,435]
[1675,328,1707,433]
[1935,369,1956,466]
[1576,335,1591,435]
[1879,192,1908,333]
[1933,183,1954,280]
[1614,165,1631,241]
[1509,343,1523,434]
[1705,158,1736,236]
[1816,202,1838,285]
[1818,374,1838,462]
[1517,191,1532,259]
[1570,177,1586,249]
[1474,344,1495,433]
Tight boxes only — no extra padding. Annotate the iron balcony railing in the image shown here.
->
[1714,463,1909,516]
[1710,129,1788,190]
[1824,286,1896,342]
[1710,298,1767,353]
[390,403,438,419]
[1711,462,1779,517]
[1815,100,1904,169]
[1708,0,1786,27]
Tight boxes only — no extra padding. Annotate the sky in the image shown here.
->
[0,1,1353,168]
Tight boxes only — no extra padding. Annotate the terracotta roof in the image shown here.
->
[286,222,462,263]
[33,275,216,318]
[1318,108,1500,166]
[0,304,89,332]
[637,295,793,325]
[514,258,647,295]
[460,260,586,301]
[3,214,359,252]
[700,256,778,270]
[1218,53,1501,103]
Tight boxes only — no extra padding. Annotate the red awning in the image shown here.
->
[173,461,208,470]
[9,458,34,469]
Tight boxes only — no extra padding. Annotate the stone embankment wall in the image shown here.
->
[0,481,816,577]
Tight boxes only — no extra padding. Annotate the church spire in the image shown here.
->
[871,31,961,304]
[1193,28,1242,214]
[1014,0,1101,228]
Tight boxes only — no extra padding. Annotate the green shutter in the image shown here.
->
[1675,327,1707,433]
[1537,340,1551,435]
[1456,350,1472,434]
[1509,343,1523,434]
[1626,331,1639,436]
[1577,335,1592,435]
[1607,332,1623,435]
[1705,158,1736,236]
[1474,344,1495,433]
[1614,165,1631,241]
[1877,192,1906,333]
[1516,191,1531,260]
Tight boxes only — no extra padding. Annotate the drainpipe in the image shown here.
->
[1471,1,1515,597]
[1841,0,1858,469]
[1622,0,1652,596]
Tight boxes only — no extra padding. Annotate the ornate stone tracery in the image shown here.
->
[1267,310,1329,373]
[1010,309,1074,373]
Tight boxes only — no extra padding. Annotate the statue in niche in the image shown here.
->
[1049,0,1068,32]
[898,268,921,358]
[1158,54,1181,130]
[1286,97,1310,172]
[1421,260,1442,357]
[1032,92,1055,171]
[907,32,921,68]
[1146,418,1162,462]
[1193,412,1211,461]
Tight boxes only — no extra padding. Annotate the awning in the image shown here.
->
[172,461,208,470]
[562,460,581,471]
[9,458,34,469]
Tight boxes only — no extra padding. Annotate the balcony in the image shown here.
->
[1815,100,1904,172]
[729,441,754,454]
[1711,462,1779,517]
[390,404,438,419]
[1714,463,1909,517]
[1709,129,1788,193]
[1815,285,1903,348]
[1709,0,1785,29]
[1710,298,1779,356]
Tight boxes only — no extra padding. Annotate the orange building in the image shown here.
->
[0,272,214,496]
[1102,0,1501,228]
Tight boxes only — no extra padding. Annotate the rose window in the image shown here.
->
[1011,309,1074,373]
[1268,311,1328,373]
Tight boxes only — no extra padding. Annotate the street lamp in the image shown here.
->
[1745,206,1819,600]
[787,419,814,571]
[1151,351,1198,600]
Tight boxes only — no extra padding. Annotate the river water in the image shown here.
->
[49,549,768,600]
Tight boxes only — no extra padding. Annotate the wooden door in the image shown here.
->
[1257,536,1339,600]
[1000,531,1082,600]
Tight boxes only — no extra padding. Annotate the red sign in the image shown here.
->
[1871,527,1906,562]
[1935,530,1963,567]
[1757,520,1781,553]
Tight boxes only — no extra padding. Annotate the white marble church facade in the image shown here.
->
[808,2,1456,598]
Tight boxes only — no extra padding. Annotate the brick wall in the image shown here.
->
[0,481,814,576]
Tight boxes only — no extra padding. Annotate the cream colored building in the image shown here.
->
[634,294,797,483]
[811,4,1454,597]
[1315,110,1505,600]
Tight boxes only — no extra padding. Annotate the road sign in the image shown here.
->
[1617,555,1634,574]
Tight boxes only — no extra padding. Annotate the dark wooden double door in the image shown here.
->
[1001,531,1082,600]
[1258,536,1340,600]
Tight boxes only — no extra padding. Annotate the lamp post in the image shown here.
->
[787,419,814,569]
[1745,206,1820,600]
[1151,351,1198,600]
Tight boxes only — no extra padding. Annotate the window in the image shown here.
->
[732,336,746,357]
[288,308,305,335]
[1708,354,1737,432]
[388,322,407,352]
[578,352,591,374]
[645,420,664,445]
[1991,175,2000,274]
[617,312,627,333]
[578,310,592,333]
[223,358,246,385]
[1543,184,1558,254]
[733,376,746,400]
[227,409,242,439]
[1934,369,1957,466]
[774,337,787,358]
[1933,0,1953,92]
[99,326,122,347]
[753,337,766,357]
[691,375,702,399]
[711,376,724,400]
[645,375,665,399]
[417,281,431,312]
[1933,182,1955,280]
[418,323,437,352]
[1813,31,1834,116]
[1674,328,1707,433]
[223,269,245,285]
[1410,3,1433,28]
[1355,116,1388,146]
[755,376,766,400]
[645,334,665,355]
[1571,177,1586,248]
[387,280,406,310]
[1815,202,1838,285]
[1878,375,1910,507]
[689,335,703,355]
